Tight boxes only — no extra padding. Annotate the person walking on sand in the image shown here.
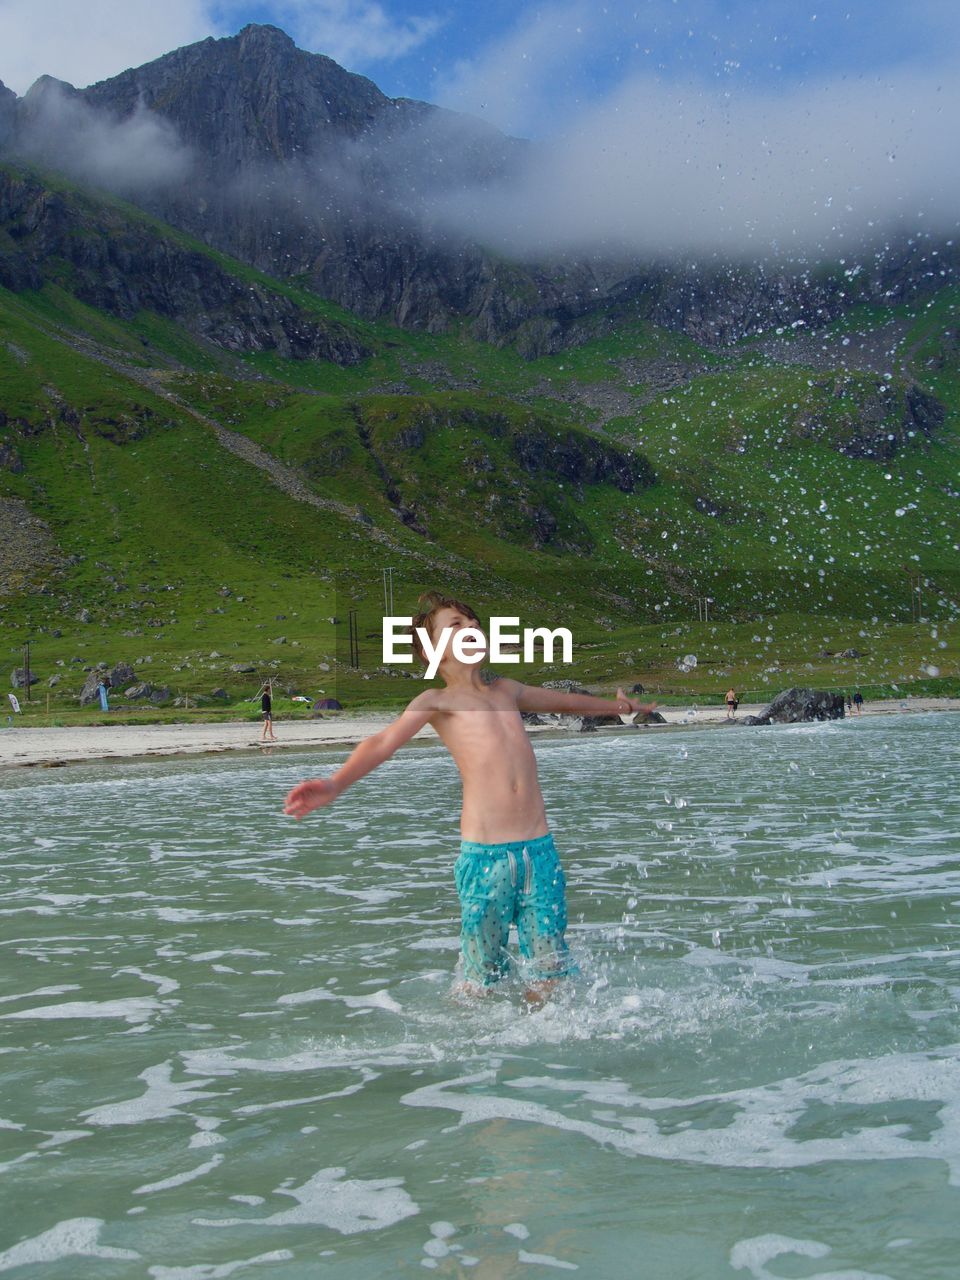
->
[725,688,738,718]
[284,590,656,1004]
[853,690,864,716]
[260,680,277,742]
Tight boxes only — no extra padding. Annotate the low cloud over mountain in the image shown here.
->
[429,66,960,260]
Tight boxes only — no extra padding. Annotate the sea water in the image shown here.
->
[1,713,958,1278]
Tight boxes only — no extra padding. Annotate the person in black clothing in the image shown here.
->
[260,680,277,742]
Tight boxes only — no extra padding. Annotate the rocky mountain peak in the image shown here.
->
[21,75,81,103]
[80,24,391,164]
[0,80,15,146]
[234,23,297,50]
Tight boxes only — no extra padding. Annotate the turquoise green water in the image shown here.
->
[1,713,959,1278]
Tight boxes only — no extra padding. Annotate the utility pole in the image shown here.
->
[22,640,31,704]
[908,572,923,622]
[348,609,360,669]
[382,567,395,617]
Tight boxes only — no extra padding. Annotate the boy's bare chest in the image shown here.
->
[433,696,525,751]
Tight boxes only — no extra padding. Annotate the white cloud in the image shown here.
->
[430,66,960,258]
[266,1,441,69]
[14,80,193,194]
[0,0,219,94]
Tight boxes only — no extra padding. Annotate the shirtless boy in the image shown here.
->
[284,592,655,999]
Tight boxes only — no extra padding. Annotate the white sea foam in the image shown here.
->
[0,997,159,1024]
[148,1248,294,1278]
[0,984,81,1004]
[730,1234,893,1279]
[277,987,402,1013]
[0,1219,139,1272]
[134,1154,224,1195]
[518,1250,579,1270]
[115,966,180,995]
[194,1167,419,1234]
[402,1042,960,1183]
[81,1062,224,1126]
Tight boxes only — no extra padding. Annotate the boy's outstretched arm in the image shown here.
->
[508,680,656,719]
[283,690,439,819]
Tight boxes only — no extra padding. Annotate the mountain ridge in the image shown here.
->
[2,24,957,348]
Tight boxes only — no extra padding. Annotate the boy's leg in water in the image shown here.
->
[515,835,578,1003]
[453,848,514,992]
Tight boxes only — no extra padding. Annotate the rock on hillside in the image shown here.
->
[0,495,62,595]
[0,167,369,364]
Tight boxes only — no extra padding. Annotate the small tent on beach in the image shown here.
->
[313,697,343,711]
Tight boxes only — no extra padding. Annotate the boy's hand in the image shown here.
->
[616,687,658,717]
[284,777,339,819]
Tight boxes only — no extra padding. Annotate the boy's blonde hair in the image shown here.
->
[411,590,481,666]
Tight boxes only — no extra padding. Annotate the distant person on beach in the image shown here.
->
[284,590,656,1004]
[725,688,738,718]
[853,690,864,715]
[260,681,277,742]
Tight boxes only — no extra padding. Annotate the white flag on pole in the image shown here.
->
[8,693,21,714]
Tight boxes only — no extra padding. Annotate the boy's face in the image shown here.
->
[430,606,486,669]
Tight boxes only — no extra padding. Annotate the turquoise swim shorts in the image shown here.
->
[453,832,577,988]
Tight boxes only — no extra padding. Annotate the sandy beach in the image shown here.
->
[1,698,956,769]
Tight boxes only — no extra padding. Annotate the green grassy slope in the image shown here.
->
[1,173,958,715]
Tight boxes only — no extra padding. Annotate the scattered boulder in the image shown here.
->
[542,679,590,695]
[210,688,230,701]
[555,715,592,732]
[0,440,24,473]
[230,663,257,673]
[148,686,172,704]
[536,680,627,731]
[77,609,92,623]
[108,662,135,687]
[838,648,862,659]
[123,683,155,700]
[47,675,60,687]
[743,687,846,725]
[10,667,39,688]
[79,667,108,705]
